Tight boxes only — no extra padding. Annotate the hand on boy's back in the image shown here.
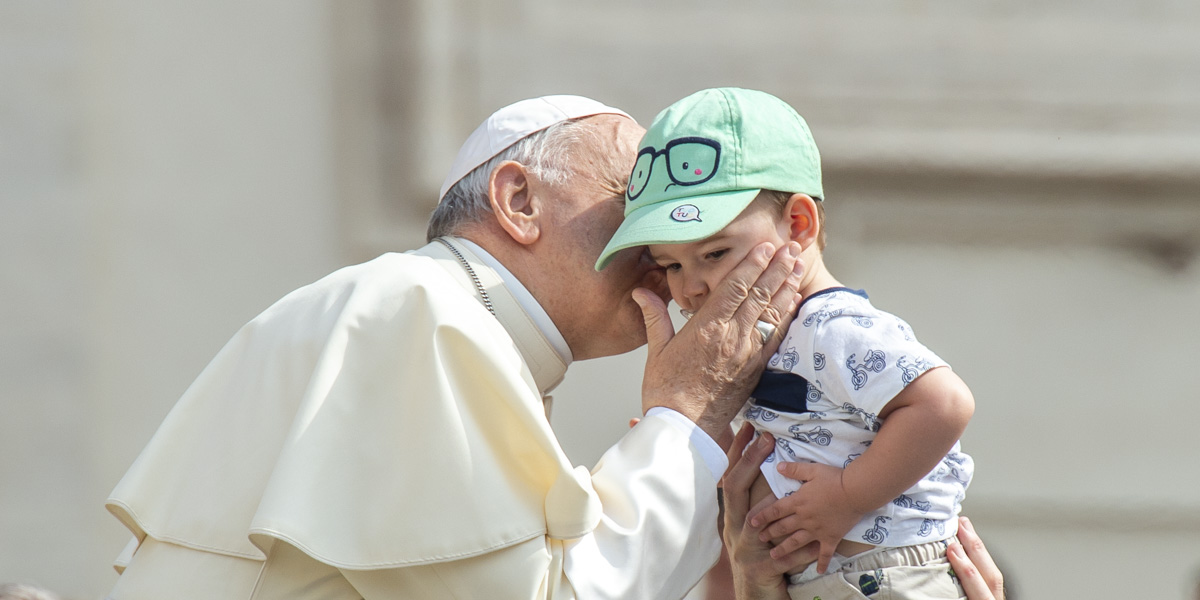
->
[748,462,867,575]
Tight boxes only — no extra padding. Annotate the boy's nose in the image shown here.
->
[682,276,708,308]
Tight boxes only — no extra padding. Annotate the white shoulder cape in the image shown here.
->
[106,247,601,570]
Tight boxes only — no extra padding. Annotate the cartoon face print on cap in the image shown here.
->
[627,136,721,201]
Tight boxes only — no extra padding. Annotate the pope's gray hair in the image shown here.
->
[426,118,597,242]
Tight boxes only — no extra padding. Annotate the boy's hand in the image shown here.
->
[748,462,867,575]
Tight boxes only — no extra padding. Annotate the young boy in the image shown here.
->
[596,88,975,599]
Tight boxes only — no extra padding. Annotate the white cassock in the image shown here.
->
[105,237,725,600]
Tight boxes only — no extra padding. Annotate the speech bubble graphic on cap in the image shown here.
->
[670,204,702,223]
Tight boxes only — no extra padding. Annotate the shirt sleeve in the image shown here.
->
[643,406,728,481]
[808,310,948,419]
[558,410,725,599]
[339,411,726,600]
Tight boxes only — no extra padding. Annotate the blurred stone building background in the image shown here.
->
[3,1,1199,598]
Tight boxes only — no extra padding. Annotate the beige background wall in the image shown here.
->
[3,1,1199,598]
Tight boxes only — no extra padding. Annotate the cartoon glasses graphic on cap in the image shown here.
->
[627,136,721,201]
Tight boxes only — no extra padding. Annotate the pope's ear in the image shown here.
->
[488,161,542,246]
[783,193,820,249]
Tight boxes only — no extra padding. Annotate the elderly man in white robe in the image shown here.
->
[104,96,1004,600]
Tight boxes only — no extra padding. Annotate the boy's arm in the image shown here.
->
[842,365,974,514]
[750,366,974,572]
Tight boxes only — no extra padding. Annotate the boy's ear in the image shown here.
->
[783,193,820,249]
[488,161,542,246]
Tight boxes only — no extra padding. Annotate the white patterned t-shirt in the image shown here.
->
[734,288,973,547]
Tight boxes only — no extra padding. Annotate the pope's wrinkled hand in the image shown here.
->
[634,241,803,440]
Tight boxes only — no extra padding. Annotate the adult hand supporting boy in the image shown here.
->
[634,241,803,441]
[722,424,818,600]
[949,517,1006,600]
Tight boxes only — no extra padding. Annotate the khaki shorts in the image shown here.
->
[786,539,965,600]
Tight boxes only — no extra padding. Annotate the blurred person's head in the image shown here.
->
[0,583,62,600]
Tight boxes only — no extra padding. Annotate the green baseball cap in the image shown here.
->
[595,87,823,270]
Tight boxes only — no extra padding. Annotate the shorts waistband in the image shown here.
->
[841,538,951,572]
[787,539,950,586]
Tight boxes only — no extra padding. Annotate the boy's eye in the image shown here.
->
[705,249,728,261]
[663,263,681,272]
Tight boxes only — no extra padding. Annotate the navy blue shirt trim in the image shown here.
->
[751,370,812,414]
[753,288,868,413]
[799,287,868,310]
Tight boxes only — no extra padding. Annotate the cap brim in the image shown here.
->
[595,188,762,270]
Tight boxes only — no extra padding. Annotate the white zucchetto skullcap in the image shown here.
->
[438,95,633,200]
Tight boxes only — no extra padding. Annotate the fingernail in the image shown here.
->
[792,258,805,275]
[961,516,974,532]
[947,541,964,558]
[786,242,801,258]
[757,433,775,448]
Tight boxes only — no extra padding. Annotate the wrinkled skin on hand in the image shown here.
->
[635,242,804,440]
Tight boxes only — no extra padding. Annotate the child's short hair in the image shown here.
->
[765,190,826,250]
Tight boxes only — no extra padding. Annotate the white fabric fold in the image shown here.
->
[414,238,569,396]
[106,248,600,570]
